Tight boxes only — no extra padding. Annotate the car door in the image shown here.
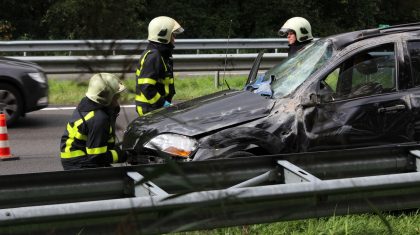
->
[405,39,420,140]
[306,42,414,150]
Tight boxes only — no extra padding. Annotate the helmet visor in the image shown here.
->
[172,21,184,35]
[278,28,293,37]
[116,81,126,94]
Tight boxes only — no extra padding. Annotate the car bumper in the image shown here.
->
[23,76,49,112]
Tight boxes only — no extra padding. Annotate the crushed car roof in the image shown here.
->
[327,22,420,50]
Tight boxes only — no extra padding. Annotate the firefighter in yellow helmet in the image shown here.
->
[135,16,184,116]
[278,17,313,57]
[60,73,127,170]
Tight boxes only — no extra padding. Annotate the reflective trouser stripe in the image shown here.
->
[110,150,118,163]
[135,92,161,104]
[86,146,107,155]
[60,150,86,159]
[137,78,157,85]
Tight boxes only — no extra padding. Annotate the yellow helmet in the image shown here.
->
[278,17,313,42]
[148,16,184,44]
[86,73,126,106]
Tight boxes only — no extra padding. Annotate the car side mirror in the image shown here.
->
[318,80,336,102]
[300,93,319,108]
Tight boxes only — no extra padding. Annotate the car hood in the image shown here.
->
[126,90,275,138]
[0,57,43,71]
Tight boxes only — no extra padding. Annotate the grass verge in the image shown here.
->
[179,211,420,235]
[48,74,247,105]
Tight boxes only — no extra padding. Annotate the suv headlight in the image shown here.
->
[28,72,47,84]
[144,134,198,158]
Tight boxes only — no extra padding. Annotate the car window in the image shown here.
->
[408,41,420,86]
[320,43,396,101]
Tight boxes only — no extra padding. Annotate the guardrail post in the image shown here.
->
[277,160,322,183]
[214,71,220,88]
[409,150,420,172]
[126,171,169,197]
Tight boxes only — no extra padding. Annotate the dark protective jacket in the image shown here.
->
[135,41,175,116]
[60,97,125,170]
[287,39,313,57]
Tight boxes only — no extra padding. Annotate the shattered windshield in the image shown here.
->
[266,40,333,98]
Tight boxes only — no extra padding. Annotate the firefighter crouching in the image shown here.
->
[60,73,127,170]
[135,16,184,116]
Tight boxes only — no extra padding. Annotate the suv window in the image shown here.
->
[322,43,396,101]
[408,41,420,86]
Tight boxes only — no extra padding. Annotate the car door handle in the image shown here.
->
[377,104,406,113]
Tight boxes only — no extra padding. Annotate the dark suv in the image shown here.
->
[123,23,420,163]
[0,57,48,126]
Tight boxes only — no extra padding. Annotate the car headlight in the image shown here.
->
[28,72,47,84]
[144,134,198,158]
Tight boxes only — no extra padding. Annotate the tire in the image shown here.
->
[225,151,256,158]
[0,84,23,126]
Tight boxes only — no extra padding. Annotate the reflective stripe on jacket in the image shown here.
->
[60,97,123,170]
[135,42,175,116]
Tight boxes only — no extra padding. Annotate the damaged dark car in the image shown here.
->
[123,22,420,163]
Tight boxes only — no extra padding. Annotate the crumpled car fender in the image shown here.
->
[193,126,285,161]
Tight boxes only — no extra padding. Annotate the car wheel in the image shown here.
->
[0,84,23,126]
[225,151,256,158]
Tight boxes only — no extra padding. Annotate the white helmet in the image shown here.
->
[148,16,184,44]
[86,73,126,106]
[278,17,313,42]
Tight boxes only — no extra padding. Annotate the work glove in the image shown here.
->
[163,100,172,107]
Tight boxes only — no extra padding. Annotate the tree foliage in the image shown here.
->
[42,0,147,39]
[0,0,419,40]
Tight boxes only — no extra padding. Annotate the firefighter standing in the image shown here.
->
[60,73,127,170]
[278,17,313,57]
[135,16,184,116]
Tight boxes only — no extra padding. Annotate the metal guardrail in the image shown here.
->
[0,143,419,234]
[0,38,289,54]
[1,39,291,74]
[9,53,287,74]
[3,172,420,234]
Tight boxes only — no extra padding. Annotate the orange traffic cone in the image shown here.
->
[0,113,19,161]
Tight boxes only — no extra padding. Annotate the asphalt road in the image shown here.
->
[0,105,138,175]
